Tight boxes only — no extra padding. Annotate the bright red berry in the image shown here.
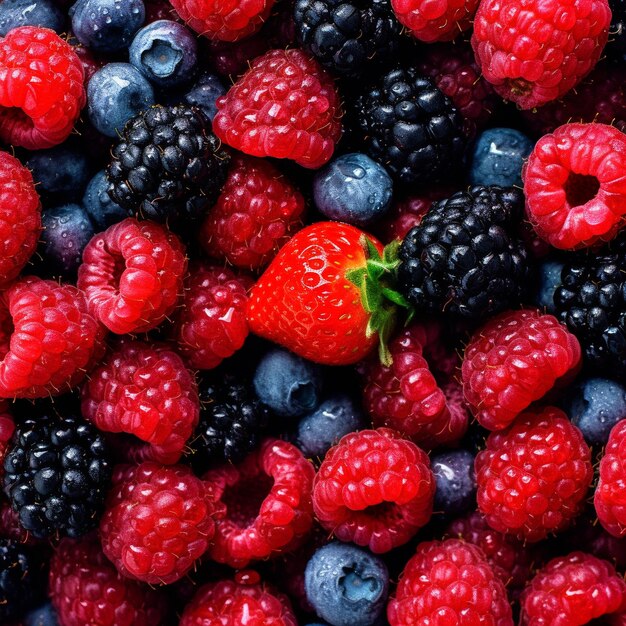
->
[213,49,342,169]
[472,0,611,109]
[0,26,85,149]
[100,462,222,585]
[81,340,199,465]
[313,428,435,554]
[461,309,581,431]
[77,218,187,335]
[387,538,513,626]
[475,406,593,542]
[204,439,315,569]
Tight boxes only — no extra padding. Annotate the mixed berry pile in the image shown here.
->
[2,0,626,624]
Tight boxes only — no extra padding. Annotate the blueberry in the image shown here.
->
[87,63,155,138]
[469,128,534,187]
[24,603,59,626]
[82,170,128,231]
[253,349,323,417]
[129,20,197,88]
[305,542,389,626]
[0,0,65,36]
[70,0,145,53]
[184,73,226,122]
[297,394,366,457]
[534,259,564,314]
[563,377,626,446]
[313,153,393,226]
[432,450,476,516]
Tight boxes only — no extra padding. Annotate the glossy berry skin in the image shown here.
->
[82,170,127,231]
[533,259,564,314]
[472,0,611,109]
[432,450,476,516]
[183,72,226,122]
[23,603,59,626]
[313,428,435,554]
[100,462,221,584]
[0,539,42,623]
[0,0,65,36]
[476,407,593,542]
[77,218,187,335]
[462,309,581,431]
[81,340,199,465]
[387,539,513,626]
[214,49,342,169]
[0,26,85,149]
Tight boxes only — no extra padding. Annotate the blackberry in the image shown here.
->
[3,413,112,539]
[609,0,626,59]
[294,0,400,77]
[398,186,528,318]
[353,67,466,184]
[106,104,230,229]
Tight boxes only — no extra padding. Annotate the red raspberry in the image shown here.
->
[180,574,297,626]
[523,123,626,250]
[364,322,468,449]
[312,428,435,554]
[100,462,221,584]
[204,439,315,568]
[213,49,342,169]
[169,0,275,42]
[387,538,513,626]
[81,340,199,465]
[520,552,626,625]
[200,155,305,270]
[172,263,250,370]
[0,152,41,287]
[50,535,169,626]
[391,0,479,43]
[471,0,611,109]
[461,309,581,431]
[0,26,85,149]
[77,218,187,335]
[475,406,593,542]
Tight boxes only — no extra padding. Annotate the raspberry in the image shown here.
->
[387,539,513,626]
[200,155,306,271]
[520,552,626,625]
[50,535,169,626]
[472,0,611,109]
[461,309,581,431]
[100,462,221,584]
[364,322,468,449]
[312,428,435,554]
[475,406,593,542]
[213,49,342,169]
[0,276,104,398]
[77,218,187,335]
[204,439,315,568]
[81,340,199,465]
[523,123,626,250]
[169,0,275,42]
[0,152,41,287]
[0,26,85,149]
[391,0,479,43]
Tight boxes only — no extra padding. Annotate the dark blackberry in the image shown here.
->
[398,186,528,319]
[294,0,400,77]
[609,0,626,59]
[353,67,466,184]
[554,233,626,375]
[106,104,230,229]
[3,413,112,539]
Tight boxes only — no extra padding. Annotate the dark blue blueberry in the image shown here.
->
[82,170,128,230]
[297,394,366,457]
[534,259,564,314]
[87,63,155,138]
[432,449,476,516]
[24,603,59,626]
[563,377,626,446]
[313,153,393,226]
[184,73,226,122]
[253,349,323,418]
[70,0,145,53]
[129,20,197,88]
[469,128,534,187]
[305,542,389,626]
[0,0,65,36]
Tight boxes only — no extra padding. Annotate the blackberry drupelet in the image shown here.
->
[106,104,230,228]
[3,413,112,539]
[398,186,528,318]
[354,67,465,184]
[294,0,400,77]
